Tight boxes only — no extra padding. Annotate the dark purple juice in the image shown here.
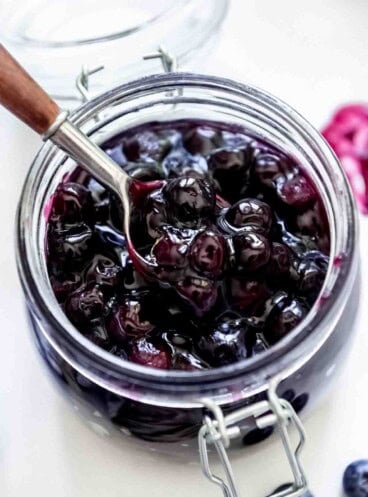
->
[46,120,330,372]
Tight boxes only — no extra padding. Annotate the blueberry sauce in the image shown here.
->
[46,120,330,371]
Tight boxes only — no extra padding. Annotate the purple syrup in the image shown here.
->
[46,120,330,371]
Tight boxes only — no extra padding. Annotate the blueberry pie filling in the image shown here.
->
[46,120,330,371]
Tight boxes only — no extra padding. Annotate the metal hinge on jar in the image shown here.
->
[199,379,308,497]
[75,46,177,104]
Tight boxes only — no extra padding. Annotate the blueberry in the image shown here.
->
[123,130,169,162]
[190,231,226,277]
[107,297,154,342]
[233,232,271,272]
[162,148,208,178]
[268,243,292,278]
[343,460,368,497]
[264,296,307,345]
[84,254,123,291]
[48,222,93,264]
[296,251,329,302]
[183,125,221,155]
[163,177,216,229]
[208,146,252,201]
[50,182,93,224]
[230,277,270,312]
[152,228,190,269]
[195,318,252,367]
[175,278,218,317]
[242,426,274,446]
[49,272,82,303]
[278,175,316,208]
[225,198,272,233]
[160,332,209,371]
[65,283,105,327]
[253,152,294,188]
[294,203,328,241]
[128,336,172,369]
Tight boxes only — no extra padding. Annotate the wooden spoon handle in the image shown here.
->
[0,44,60,134]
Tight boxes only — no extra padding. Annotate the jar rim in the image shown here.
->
[16,72,359,403]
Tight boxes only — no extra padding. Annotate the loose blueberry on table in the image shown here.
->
[343,460,368,497]
[46,120,330,371]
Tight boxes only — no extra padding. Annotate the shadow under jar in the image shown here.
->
[16,74,359,464]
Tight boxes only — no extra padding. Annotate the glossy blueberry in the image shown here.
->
[190,231,226,277]
[160,332,209,371]
[107,297,154,342]
[183,125,221,155]
[128,336,172,370]
[230,277,270,312]
[225,198,272,232]
[163,177,216,228]
[65,283,105,327]
[278,174,316,207]
[152,228,190,269]
[195,318,252,367]
[123,130,169,162]
[48,221,93,264]
[296,251,329,302]
[175,277,218,317]
[264,296,307,345]
[267,243,292,278]
[208,146,252,201]
[162,148,208,178]
[84,254,123,290]
[343,460,368,497]
[50,182,93,224]
[253,152,294,188]
[233,232,271,272]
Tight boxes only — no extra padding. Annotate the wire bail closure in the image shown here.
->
[198,380,308,497]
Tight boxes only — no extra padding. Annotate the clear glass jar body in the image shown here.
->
[17,74,359,444]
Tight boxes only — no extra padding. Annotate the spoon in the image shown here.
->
[0,44,162,277]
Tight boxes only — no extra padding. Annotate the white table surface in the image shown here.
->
[2,1,368,496]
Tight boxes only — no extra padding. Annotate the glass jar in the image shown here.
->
[1,0,228,101]
[16,73,359,495]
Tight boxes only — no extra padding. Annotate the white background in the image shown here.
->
[2,1,368,496]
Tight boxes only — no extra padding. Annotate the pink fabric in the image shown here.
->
[323,104,368,214]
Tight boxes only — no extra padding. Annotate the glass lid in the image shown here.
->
[0,0,228,102]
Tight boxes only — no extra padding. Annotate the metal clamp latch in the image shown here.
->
[198,381,308,497]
